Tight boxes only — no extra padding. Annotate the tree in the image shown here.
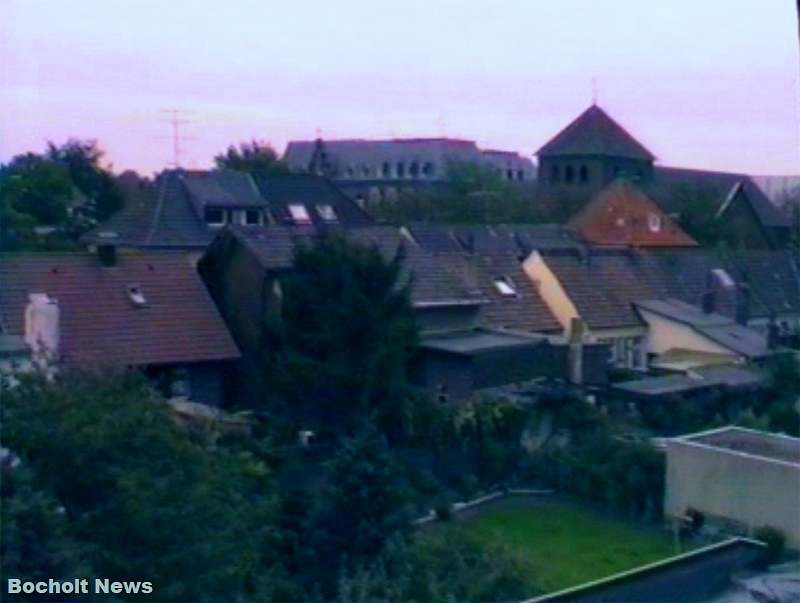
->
[46,139,123,222]
[373,160,539,224]
[1,372,282,602]
[264,235,418,435]
[214,140,289,175]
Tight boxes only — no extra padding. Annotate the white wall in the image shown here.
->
[637,307,739,359]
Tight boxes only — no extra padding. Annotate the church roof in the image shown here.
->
[537,105,655,160]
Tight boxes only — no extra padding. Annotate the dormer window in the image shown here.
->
[205,208,226,226]
[288,204,312,224]
[126,284,148,307]
[648,213,661,232]
[316,204,338,222]
[493,277,517,297]
[245,209,262,226]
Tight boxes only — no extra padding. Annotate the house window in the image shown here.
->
[551,165,560,182]
[288,204,312,224]
[396,162,406,178]
[493,277,517,297]
[409,162,419,178]
[648,213,661,232]
[316,204,338,222]
[346,166,355,177]
[565,165,575,183]
[506,169,514,180]
[245,209,262,225]
[382,162,392,178]
[361,165,371,178]
[422,162,435,177]
[204,208,226,226]
[517,169,524,181]
[579,165,589,183]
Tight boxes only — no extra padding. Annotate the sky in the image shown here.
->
[2,0,799,176]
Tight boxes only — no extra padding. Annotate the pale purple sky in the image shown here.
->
[2,0,799,176]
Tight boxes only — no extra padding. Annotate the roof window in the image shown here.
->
[126,284,148,307]
[316,204,338,222]
[245,209,262,226]
[288,204,312,224]
[205,208,226,226]
[493,277,517,297]
[648,212,662,232]
[711,268,735,289]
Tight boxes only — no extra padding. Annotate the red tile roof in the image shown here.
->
[568,180,698,247]
[0,251,239,368]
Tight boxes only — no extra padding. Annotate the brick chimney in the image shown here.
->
[568,317,585,385]
[24,293,60,367]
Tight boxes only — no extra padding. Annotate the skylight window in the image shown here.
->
[711,268,735,289]
[493,277,517,297]
[648,213,662,232]
[316,204,338,222]
[126,284,148,307]
[288,204,312,224]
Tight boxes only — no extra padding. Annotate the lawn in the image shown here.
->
[429,497,677,594]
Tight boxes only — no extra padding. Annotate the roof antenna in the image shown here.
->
[591,78,599,106]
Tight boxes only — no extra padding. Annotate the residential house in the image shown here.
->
[566,179,698,247]
[0,247,240,405]
[523,247,667,369]
[665,426,800,548]
[714,180,791,250]
[83,169,372,255]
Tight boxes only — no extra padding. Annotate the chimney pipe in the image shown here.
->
[701,290,715,314]
[98,244,117,267]
[24,293,59,368]
[735,284,751,326]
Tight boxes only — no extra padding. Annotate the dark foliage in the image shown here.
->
[214,140,289,175]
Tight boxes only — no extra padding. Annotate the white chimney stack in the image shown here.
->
[24,293,60,367]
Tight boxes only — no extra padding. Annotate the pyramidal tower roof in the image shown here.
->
[537,105,655,160]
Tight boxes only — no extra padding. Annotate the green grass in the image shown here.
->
[430,498,677,593]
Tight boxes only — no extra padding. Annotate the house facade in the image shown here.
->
[0,247,240,405]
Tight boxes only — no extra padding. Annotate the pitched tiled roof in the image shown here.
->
[726,250,800,318]
[717,180,791,229]
[224,226,486,308]
[251,172,374,227]
[567,180,698,247]
[635,299,769,359]
[539,248,669,330]
[537,105,655,160]
[466,252,562,333]
[85,170,373,250]
[0,251,240,368]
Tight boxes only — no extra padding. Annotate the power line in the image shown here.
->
[159,109,195,168]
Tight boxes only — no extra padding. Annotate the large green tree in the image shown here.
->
[214,140,289,175]
[1,372,281,602]
[46,139,123,221]
[264,235,418,435]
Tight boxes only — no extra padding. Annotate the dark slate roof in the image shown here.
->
[84,171,215,249]
[182,170,264,209]
[85,170,374,250]
[0,251,240,368]
[635,298,769,358]
[643,248,800,320]
[466,252,562,333]
[613,365,765,397]
[251,172,374,227]
[419,329,549,356]
[726,250,800,317]
[537,105,655,160]
[404,224,464,253]
[510,224,580,254]
[539,248,669,330]
[717,180,791,229]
